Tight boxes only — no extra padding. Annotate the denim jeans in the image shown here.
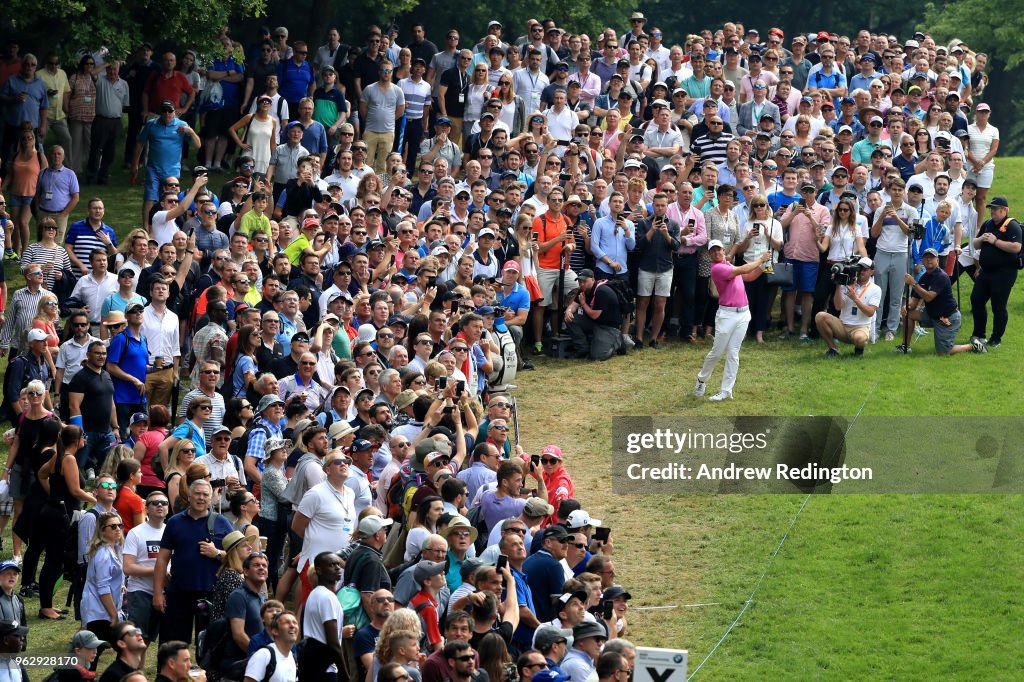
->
[81,430,115,472]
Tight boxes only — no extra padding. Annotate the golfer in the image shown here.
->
[694,240,771,401]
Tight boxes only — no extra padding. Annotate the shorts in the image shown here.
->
[537,267,578,307]
[637,269,673,297]
[8,196,33,207]
[782,259,819,293]
[820,314,870,344]
[203,108,235,137]
[967,166,994,189]
[9,462,33,501]
[126,590,159,641]
[918,308,961,354]
[144,167,164,201]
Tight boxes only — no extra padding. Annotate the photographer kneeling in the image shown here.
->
[564,269,624,361]
[815,257,881,358]
[898,248,985,355]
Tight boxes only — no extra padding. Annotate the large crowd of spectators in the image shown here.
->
[0,12,1019,682]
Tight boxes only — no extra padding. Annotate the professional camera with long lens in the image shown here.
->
[910,218,926,240]
[830,257,864,286]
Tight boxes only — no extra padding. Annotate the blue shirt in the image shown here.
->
[211,56,244,105]
[590,215,636,276]
[36,166,80,211]
[160,510,234,592]
[138,116,189,179]
[301,121,329,156]
[1,75,48,127]
[522,549,565,622]
[170,419,208,458]
[495,282,530,314]
[508,565,537,645]
[106,329,149,404]
[278,60,315,103]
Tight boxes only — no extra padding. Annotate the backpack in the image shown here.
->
[230,420,270,463]
[336,548,372,630]
[411,599,436,654]
[198,81,225,113]
[257,644,278,682]
[464,504,489,555]
[592,278,635,316]
[0,354,36,425]
[65,506,101,575]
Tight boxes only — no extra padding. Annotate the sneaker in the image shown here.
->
[693,379,707,397]
[18,585,36,598]
[914,326,929,336]
[12,555,21,568]
[823,348,840,359]
[884,331,895,342]
[988,339,1001,348]
[622,334,636,349]
[519,360,536,371]
[779,329,792,340]
[3,249,17,261]
[533,342,544,354]
[894,344,911,354]
[799,333,812,342]
[708,390,733,402]
[854,347,865,357]
[971,337,987,353]
[649,340,661,350]
[85,468,97,485]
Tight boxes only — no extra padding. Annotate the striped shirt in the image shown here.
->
[0,286,49,351]
[65,219,118,275]
[399,77,431,120]
[177,388,226,444]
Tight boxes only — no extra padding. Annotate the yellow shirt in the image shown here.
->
[239,210,270,238]
[39,68,70,122]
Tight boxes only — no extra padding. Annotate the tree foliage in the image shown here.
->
[923,0,1024,68]
[3,0,267,61]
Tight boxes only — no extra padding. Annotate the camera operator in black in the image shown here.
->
[564,269,624,361]
[815,257,881,358]
[902,249,983,355]
[969,196,1021,348]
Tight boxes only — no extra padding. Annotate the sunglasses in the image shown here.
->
[97,482,118,490]
[331,457,353,466]
[148,500,169,506]
[104,523,124,530]
[541,457,560,464]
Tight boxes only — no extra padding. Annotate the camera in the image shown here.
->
[494,306,507,317]
[910,218,925,240]
[830,257,863,286]
[209,478,226,489]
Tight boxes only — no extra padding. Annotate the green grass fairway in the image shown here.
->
[5,159,1024,679]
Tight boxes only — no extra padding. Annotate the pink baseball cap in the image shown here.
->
[502,260,521,272]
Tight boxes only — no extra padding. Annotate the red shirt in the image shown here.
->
[114,487,145,533]
[409,590,442,647]
[145,71,194,111]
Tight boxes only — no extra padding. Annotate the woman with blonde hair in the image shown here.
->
[494,73,526,136]
[81,511,125,641]
[99,443,135,479]
[5,124,47,257]
[173,459,207,513]
[737,194,783,343]
[30,293,61,377]
[2,380,54,565]
[371,608,423,681]
[792,114,814,150]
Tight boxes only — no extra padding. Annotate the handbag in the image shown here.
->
[764,220,794,286]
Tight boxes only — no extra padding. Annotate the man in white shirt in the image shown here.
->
[71,249,119,330]
[123,490,169,641]
[152,176,207,246]
[141,277,180,407]
[513,49,549,115]
[244,610,299,682]
[544,90,580,152]
[292,451,356,581]
[297,552,348,680]
[815,257,881,357]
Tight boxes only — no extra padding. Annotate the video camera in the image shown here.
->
[910,218,926,240]
[830,257,865,286]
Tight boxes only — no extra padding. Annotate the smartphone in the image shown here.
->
[443,405,454,414]
[436,376,448,390]
[688,219,696,228]
[603,600,615,619]
[456,380,466,395]
[518,487,532,497]
[427,276,438,289]
[496,555,508,571]
[594,526,611,543]
[799,198,807,207]
[531,454,541,468]
[532,231,539,241]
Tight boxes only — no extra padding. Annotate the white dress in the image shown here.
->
[247,115,275,174]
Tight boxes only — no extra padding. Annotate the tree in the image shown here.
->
[924,0,1024,153]
[3,0,267,61]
